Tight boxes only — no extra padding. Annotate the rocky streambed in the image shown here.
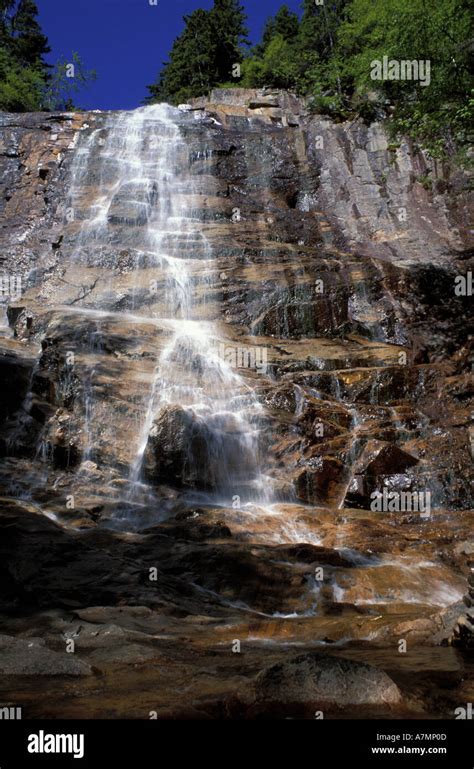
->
[0,89,472,719]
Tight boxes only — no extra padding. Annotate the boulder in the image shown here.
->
[346,440,419,509]
[294,456,349,506]
[254,653,401,710]
[357,441,419,477]
[144,404,215,489]
[0,634,92,676]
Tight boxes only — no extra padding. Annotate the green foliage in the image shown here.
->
[263,5,299,46]
[239,5,300,89]
[415,172,433,191]
[147,0,248,104]
[0,1,95,112]
[0,0,49,111]
[241,34,299,89]
[0,44,44,110]
[10,0,49,65]
[148,10,214,104]
[211,0,249,84]
[241,1,349,102]
[337,0,473,157]
[147,0,471,159]
[247,0,472,158]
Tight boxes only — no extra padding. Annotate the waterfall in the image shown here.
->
[64,104,270,507]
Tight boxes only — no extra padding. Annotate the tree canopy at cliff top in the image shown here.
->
[147,0,473,160]
[1,0,471,160]
[0,0,50,110]
[0,0,94,111]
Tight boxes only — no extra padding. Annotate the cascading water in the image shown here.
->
[64,104,270,510]
[2,92,471,719]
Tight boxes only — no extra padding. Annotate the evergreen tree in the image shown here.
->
[294,0,350,101]
[147,0,248,104]
[146,0,472,160]
[271,5,299,42]
[0,1,95,113]
[242,5,299,88]
[254,5,299,56]
[0,0,49,111]
[300,0,349,62]
[210,0,248,83]
[147,9,215,104]
[11,0,49,66]
[0,1,15,48]
[242,33,299,89]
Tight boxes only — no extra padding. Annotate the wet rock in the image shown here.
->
[144,405,216,489]
[107,181,156,226]
[357,441,419,477]
[294,456,349,506]
[390,617,437,643]
[0,348,34,428]
[74,606,153,625]
[347,440,419,508]
[0,94,472,718]
[451,615,474,648]
[87,643,159,665]
[154,511,233,542]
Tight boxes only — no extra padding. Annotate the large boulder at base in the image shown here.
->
[254,653,401,709]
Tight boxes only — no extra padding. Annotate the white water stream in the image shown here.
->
[66,105,269,504]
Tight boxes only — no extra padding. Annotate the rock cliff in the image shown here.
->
[0,89,472,718]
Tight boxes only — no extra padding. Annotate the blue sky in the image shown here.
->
[38,0,302,110]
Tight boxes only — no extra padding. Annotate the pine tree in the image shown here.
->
[146,0,471,160]
[210,0,248,83]
[254,5,299,57]
[0,1,93,112]
[0,1,15,45]
[0,0,50,111]
[11,0,50,66]
[270,5,299,42]
[147,0,248,104]
[147,9,215,104]
[241,5,300,89]
[300,0,349,62]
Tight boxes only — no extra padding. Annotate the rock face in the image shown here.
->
[0,98,471,512]
[0,90,472,718]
